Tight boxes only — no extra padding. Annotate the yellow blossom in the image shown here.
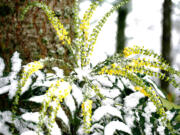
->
[82,99,93,133]
[134,86,149,97]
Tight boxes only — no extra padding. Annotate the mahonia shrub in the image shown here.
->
[0,0,180,135]
[0,53,180,135]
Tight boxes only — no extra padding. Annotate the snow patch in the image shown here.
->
[92,105,122,122]
[104,121,132,135]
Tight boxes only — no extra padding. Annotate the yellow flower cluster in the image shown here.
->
[98,64,126,76]
[134,86,149,97]
[20,61,44,86]
[123,47,133,57]
[79,1,99,67]
[45,9,71,45]
[123,45,144,57]
[82,99,93,133]
[80,20,89,40]
[13,61,44,118]
[38,79,72,132]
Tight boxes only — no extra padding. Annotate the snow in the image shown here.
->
[99,87,120,98]
[72,84,84,106]
[56,107,69,127]
[0,123,11,135]
[94,75,113,88]
[124,92,145,108]
[0,57,5,77]
[166,110,175,121]
[104,121,132,135]
[101,98,114,106]
[144,102,157,113]
[21,112,40,123]
[8,80,18,99]
[0,111,12,135]
[143,102,157,135]
[157,125,165,135]
[21,131,38,135]
[52,67,64,78]
[64,94,76,115]
[92,105,122,122]
[29,95,45,103]
[143,76,166,98]
[47,122,61,135]
[74,67,91,80]
[11,51,22,73]
[0,51,22,97]
[144,123,153,135]
[21,77,33,95]
[0,77,9,88]
[0,85,10,95]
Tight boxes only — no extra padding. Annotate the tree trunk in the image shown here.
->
[0,0,76,133]
[0,0,75,74]
[116,5,128,53]
[161,0,172,100]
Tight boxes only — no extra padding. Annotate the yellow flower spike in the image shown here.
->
[134,86,150,97]
[111,63,116,69]
[82,99,93,133]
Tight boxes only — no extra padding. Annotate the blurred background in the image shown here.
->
[0,0,180,104]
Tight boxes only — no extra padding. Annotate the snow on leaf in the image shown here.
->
[72,84,84,106]
[143,76,166,98]
[21,112,40,123]
[104,121,132,135]
[0,85,10,95]
[28,95,45,103]
[56,106,69,126]
[8,79,18,99]
[0,77,9,88]
[92,105,122,122]
[0,57,5,77]
[21,131,38,135]
[64,94,76,115]
[52,67,64,78]
[124,92,144,109]
[11,51,22,73]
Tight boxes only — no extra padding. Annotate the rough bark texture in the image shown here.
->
[161,0,172,98]
[0,0,75,74]
[116,5,128,53]
[0,0,75,132]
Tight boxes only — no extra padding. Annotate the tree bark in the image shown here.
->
[116,5,128,53]
[161,0,172,99]
[0,0,75,74]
